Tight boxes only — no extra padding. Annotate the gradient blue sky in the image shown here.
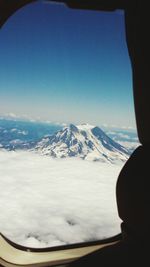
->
[0,1,136,128]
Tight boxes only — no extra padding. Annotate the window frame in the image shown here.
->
[0,1,142,266]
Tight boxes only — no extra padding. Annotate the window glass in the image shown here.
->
[0,2,139,248]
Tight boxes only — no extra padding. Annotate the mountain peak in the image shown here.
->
[35,124,129,163]
[68,124,79,133]
[77,123,94,131]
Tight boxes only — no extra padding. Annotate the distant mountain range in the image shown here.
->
[34,124,130,164]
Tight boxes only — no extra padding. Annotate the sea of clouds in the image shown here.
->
[0,150,123,248]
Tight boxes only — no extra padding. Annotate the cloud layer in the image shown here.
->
[0,150,122,248]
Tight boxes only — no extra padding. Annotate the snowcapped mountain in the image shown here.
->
[34,124,130,164]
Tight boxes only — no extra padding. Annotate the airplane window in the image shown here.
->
[0,1,139,248]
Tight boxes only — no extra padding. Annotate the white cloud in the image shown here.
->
[45,120,52,124]
[101,124,137,132]
[101,124,109,128]
[116,132,131,139]
[0,150,122,248]
[117,141,140,151]
[120,126,136,130]
[7,113,19,118]
[10,139,24,145]
[61,123,68,127]
[18,130,28,135]
[106,131,116,135]
[10,128,18,132]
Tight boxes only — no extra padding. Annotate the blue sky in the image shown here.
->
[0,1,136,129]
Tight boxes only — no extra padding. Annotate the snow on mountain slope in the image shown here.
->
[34,124,130,164]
